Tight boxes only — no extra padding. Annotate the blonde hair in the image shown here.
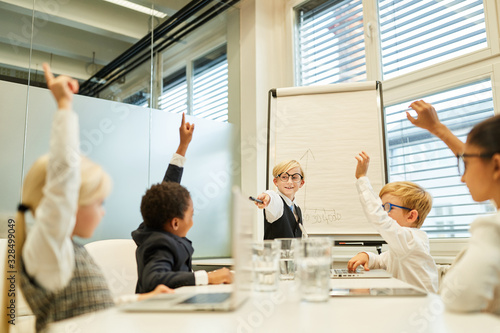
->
[272,160,305,179]
[21,154,111,211]
[379,181,432,228]
[1,154,111,332]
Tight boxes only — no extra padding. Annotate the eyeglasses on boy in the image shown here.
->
[277,172,303,183]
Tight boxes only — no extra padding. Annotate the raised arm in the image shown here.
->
[22,63,81,291]
[176,113,194,157]
[163,113,195,183]
[355,151,370,179]
[407,100,465,155]
[43,63,80,110]
[354,152,417,255]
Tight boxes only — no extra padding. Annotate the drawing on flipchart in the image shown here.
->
[300,148,315,213]
[303,208,342,225]
[299,148,343,225]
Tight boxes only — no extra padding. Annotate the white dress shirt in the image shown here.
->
[23,109,81,293]
[440,212,500,314]
[356,177,439,293]
[263,190,298,223]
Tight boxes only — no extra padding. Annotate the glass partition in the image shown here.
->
[0,0,32,238]
[0,0,241,258]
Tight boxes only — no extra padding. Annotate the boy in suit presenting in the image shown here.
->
[254,160,306,239]
[348,151,438,293]
[133,115,232,292]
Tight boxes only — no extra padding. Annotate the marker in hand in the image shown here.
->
[249,196,263,204]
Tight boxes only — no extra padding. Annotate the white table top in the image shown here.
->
[48,278,500,333]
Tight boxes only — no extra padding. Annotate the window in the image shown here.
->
[294,0,499,239]
[123,90,149,107]
[159,68,188,114]
[159,45,228,122]
[379,0,487,79]
[193,49,228,122]
[295,0,366,85]
[385,80,496,238]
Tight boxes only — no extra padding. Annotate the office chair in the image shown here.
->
[84,239,138,298]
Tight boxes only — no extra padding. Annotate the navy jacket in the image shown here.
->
[133,224,195,292]
[133,163,196,292]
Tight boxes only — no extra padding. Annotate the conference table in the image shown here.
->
[47,277,500,333]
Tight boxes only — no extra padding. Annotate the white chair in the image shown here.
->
[84,239,138,298]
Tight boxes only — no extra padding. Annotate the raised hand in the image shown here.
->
[407,100,442,134]
[176,113,195,156]
[407,100,465,155]
[43,63,79,110]
[355,151,370,179]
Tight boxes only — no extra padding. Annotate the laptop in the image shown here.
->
[330,287,426,297]
[121,187,252,312]
[330,267,392,279]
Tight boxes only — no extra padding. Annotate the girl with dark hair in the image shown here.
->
[408,100,500,314]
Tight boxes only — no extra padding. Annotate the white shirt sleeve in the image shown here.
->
[263,190,285,223]
[366,251,391,270]
[441,215,500,314]
[170,153,186,167]
[194,270,209,285]
[22,109,81,292]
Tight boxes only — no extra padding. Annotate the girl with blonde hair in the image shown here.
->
[1,64,170,332]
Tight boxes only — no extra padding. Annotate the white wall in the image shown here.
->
[239,0,293,240]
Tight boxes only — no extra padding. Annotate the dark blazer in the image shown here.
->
[263,196,303,240]
[133,225,195,292]
[163,163,183,183]
[133,162,196,292]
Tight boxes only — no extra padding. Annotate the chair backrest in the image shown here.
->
[84,239,138,298]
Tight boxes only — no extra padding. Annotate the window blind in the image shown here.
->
[159,69,188,114]
[160,46,228,122]
[193,55,228,122]
[385,79,496,238]
[379,0,487,79]
[296,0,366,86]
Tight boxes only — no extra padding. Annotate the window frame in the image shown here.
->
[157,14,228,118]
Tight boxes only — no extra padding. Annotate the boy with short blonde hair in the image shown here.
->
[348,151,438,293]
[254,159,306,239]
[379,181,433,228]
[272,160,305,179]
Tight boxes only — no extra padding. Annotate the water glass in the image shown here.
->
[296,237,331,302]
[251,240,279,291]
[276,238,297,280]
